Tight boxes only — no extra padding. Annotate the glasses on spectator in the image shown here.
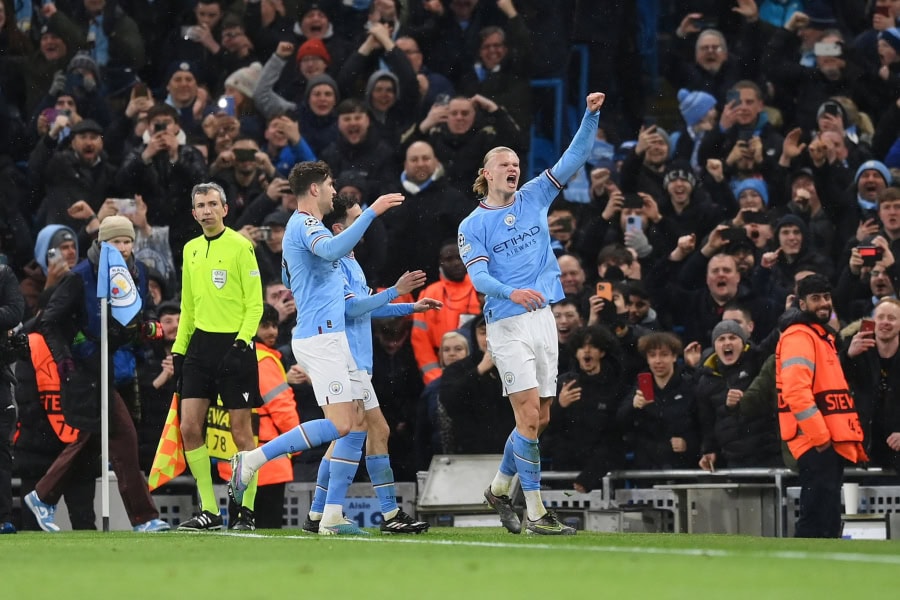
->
[699,44,722,53]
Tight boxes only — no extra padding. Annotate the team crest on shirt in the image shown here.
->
[504,372,515,386]
[212,269,227,288]
[362,389,371,402]
[504,213,516,227]
[304,217,318,227]
[329,381,343,395]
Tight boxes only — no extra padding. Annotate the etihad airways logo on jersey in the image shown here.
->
[492,226,541,255]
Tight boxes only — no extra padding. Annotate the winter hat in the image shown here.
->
[879,28,900,55]
[734,178,769,206]
[304,73,340,104]
[298,1,330,20]
[855,160,892,186]
[663,162,696,188]
[711,319,748,345]
[225,62,263,99]
[165,60,202,85]
[884,138,900,170]
[653,126,671,150]
[677,88,717,127]
[805,0,838,29]
[99,215,135,242]
[67,51,99,78]
[296,38,331,65]
[775,213,807,237]
[365,69,399,102]
[797,273,832,298]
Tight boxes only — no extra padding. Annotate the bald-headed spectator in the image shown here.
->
[382,141,471,283]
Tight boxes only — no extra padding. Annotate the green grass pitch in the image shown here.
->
[5,527,900,599]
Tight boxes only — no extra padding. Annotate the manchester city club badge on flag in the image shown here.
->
[97,242,142,326]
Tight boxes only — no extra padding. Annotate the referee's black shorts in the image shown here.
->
[182,330,260,409]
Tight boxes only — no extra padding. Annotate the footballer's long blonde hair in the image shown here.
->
[473,146,516,198]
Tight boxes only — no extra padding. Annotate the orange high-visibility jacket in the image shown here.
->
[218,343,299,485]
[29,332,78,443]
[775,321,867,463]
[411,275,481,384]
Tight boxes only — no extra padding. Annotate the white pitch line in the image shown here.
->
[218,532,900,565]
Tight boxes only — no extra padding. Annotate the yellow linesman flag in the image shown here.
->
[148,393,186,491]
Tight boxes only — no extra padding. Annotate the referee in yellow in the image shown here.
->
[172,182,264,531]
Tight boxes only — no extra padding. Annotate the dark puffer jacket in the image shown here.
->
[694,345,782,468]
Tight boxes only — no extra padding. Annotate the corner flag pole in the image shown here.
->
[99,295,111,532]
[96,242,141,532]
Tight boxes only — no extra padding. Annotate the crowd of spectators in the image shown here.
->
[3,0,900,504]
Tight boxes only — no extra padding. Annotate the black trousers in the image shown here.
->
[0,397,14,523]
[795,445,844,538]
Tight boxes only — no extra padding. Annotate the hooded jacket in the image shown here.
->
[20,224,79,317]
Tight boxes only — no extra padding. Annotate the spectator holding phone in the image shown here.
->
[253,41,341,156]
[251,210,289,285]
[28,119,121,231]
[19,225,78,318]
[116,103,208,266]
[698,81,784,184]
[617,331,701,471]
[842,298,900,474]
[764,16,882,131]
[543,324,628,493]
[211,135,275,223]
[836,235,896,320]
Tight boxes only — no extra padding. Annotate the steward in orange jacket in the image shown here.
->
[775,275,867,538]
[776,317,867,464]
[411,268,481,385]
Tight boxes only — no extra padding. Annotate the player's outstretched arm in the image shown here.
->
[549,92,605,185]
[369,193,405,216]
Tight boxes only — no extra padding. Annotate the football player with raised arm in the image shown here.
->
[458,92,606,535]
[228,161,403,535]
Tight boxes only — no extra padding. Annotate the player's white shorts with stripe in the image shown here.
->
[349,369,379,411]
[486,306,558,397]
[292,332,357,406]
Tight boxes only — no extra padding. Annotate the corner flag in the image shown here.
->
[96,242,141,326]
